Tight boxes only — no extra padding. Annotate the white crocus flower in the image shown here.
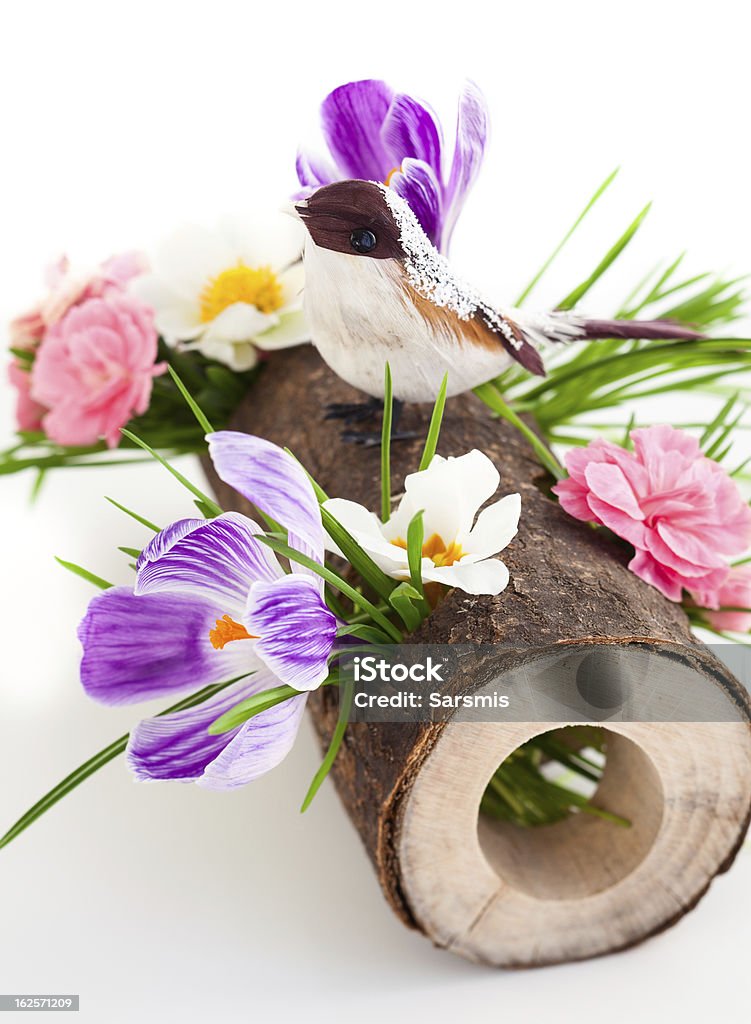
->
[130,214,307,372]
[324,450,521,596]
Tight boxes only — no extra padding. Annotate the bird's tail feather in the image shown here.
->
[579,318,704,341]
[506,310,702,376]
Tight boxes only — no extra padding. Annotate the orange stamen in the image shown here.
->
[385,165,402,187]
[390,533,464,567]
[209,614,256,650]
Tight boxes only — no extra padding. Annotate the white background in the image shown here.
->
[1,2,750,1021]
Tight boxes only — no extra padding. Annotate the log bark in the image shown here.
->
[203,345,751,967]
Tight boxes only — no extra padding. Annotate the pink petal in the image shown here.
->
[587,496,647,548]
[656,520,727,570]
[552,478,601,523]
[584,462,644,520]
[628,550,684,602]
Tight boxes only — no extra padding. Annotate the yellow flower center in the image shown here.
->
[209,614,256,650]
[391,532,464,567]
[384,165,402,186]
[199,263,284,322]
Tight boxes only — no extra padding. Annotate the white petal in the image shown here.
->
[323,498,384,544]
[129,273,180,309]
[278,261,305,307]
[203,302,272,343]
[422,558,510,596]
[154,307,204,343]
[323,498,410,574]
[217,212,305,270]
[380,500,417,543]
[153,225,236,299]
[257,310,310,350]
[192,337,259,372]
[400,450,500,542]
[129,274,204,343]
[465,493,521,558]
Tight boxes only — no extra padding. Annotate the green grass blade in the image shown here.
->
[381,363,393,522]
[558,202,652,311]
[167,365,215,435]
[120,428,223,517]
[105,497,160,533]
[0,679,245,851]
[55,557,113,591]
[29,468,47,503]
[0,735,129,852]
[285,448,329,503]
[616,261,662,319]
[337,623,393,644]
[474,383,564,479]
[704,406,745,459]
[515,167,619,306]
[405,511,431,620]
[301,679,354,812]
[320,505,396,601]
[193,498,219,519]
[387,582,424,632]
[406,510,425,597]
[256,536,404,641]
[208,683,298,735]
[418,372,449,471]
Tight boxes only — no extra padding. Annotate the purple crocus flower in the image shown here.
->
[78,432,337,789]
[296,79,489,253]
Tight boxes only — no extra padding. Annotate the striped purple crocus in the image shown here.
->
[78,432,336,789]
[296,79,489,253]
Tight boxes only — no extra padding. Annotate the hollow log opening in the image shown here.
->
[478,727,664,900]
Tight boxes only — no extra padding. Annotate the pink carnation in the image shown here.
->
[552,424,751,602]
[690,565,751,633]
[38,252,148,329]
[7,360,46,432]
[9,308,45,349]
[7,252,149,435]
[30,293,165,448]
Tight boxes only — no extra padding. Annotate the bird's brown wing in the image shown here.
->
[402,279,546,377]
[471,308,546,376]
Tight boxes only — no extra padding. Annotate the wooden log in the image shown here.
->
[203,345,751,967]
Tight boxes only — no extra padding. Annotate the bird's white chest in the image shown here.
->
[302,241,509,402]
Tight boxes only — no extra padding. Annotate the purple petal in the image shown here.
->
[136,518,204,573]
[382,93,442,173]
[126,673,261,782]
[443,80,489,251]
[79,587,255,706]
[320,79,394,181]
[201,692,308,790]
[246,575,337,691]
[295,148,338,192]
[207,432,324,566]
[135,511,281,612]
[126,667,304,788]
[390,159,442,247]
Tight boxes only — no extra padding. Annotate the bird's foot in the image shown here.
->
[340,428,419,447]
[324,398,382,425]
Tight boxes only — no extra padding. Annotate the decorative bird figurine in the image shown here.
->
[295,180,700,414]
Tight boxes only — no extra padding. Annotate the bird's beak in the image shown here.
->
[293,198,309,221]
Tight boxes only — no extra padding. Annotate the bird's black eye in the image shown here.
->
[349,228,377,254]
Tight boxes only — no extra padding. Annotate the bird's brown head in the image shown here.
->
[295,180,403,260]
